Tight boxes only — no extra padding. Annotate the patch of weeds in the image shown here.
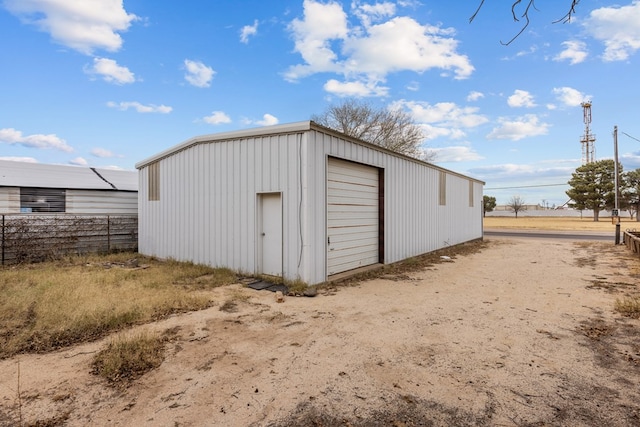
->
[219,300,238,313]
[91,331,165,386]
[615,297,640,318]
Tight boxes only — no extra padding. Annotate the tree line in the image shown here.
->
[484,160,640,221]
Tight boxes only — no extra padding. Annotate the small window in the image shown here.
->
[469,180,474,207]
[20,188,66,212]
[438,171,446,206]
[148,162,160,201]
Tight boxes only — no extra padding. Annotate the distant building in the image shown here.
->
[136,121,484,285]
[0,160,137,214]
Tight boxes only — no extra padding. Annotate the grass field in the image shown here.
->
[0,252,237,359]
[484,216,640,232]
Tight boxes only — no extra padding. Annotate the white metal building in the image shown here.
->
[0,160,138,214]
[136,121,484,285]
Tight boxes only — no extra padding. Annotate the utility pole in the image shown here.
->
[614,125,620,244]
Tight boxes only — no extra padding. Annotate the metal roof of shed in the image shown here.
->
[0,160,138,191]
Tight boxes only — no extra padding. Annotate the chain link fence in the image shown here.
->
[1,214,138,265]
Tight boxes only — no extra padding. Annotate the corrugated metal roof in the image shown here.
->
[0,160,138,191]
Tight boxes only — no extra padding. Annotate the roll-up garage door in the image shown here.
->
[327,158,379,275]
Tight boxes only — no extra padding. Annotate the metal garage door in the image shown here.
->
[327,158,379,275]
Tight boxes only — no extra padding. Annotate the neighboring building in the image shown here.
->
[0,160,137,214]
[136,121,484,285]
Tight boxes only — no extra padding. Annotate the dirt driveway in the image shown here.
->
[1,237,640,426]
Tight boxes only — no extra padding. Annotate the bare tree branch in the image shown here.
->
[470,0,581,45]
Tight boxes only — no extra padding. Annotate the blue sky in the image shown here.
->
[1,0,640,207]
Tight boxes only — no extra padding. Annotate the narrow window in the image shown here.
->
[469,180,474,207]
[148,162,160,201]
[438,171,446,206]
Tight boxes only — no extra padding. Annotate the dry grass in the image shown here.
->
[614,297,640,318]
[91,331,166,385]
[484,216,640,232]
[0,252,237,359]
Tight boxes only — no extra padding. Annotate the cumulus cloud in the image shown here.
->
[107,101,172,113]
[430,146,484,163]
[392,100,488,141]
[324,79,389,97]
[552,87,587,107]
[486,114,550,141]
[554,40,588,64]
[585,0,640,61]
[240,20,258,43]
[86,57,135,84]
[507,90,536,108]
[90,148,123,158]
[203,111,232,125]
[467,91,484,102]
[184,59,215,88]
[69,157,88,166]
[0,128,73,152]
[285,0,473,95]
[256,114,279,126]
[4,0,138,55]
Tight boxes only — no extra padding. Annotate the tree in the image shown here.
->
[483,195,496,217]
[470,1,581,45]
[624,168,640,221]
[566,159,619,222]
[507,195,526,218]
[312,99,432,160]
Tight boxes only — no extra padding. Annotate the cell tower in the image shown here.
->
[580,101,596,164]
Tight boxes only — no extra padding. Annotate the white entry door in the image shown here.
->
[259,193,282,276]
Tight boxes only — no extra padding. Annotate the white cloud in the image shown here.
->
[0,128,73,152]
[0,156,38,163]
[90,148,120,158]
[507,89,536,108]
[256,114,279,126]
[323,78,389,97]
[184,59,215,88]
[4,0,138,55]
[554,40,588,64]
[203,111,232,125]
[240,20,258,43]
[86,57,135,84]
[486,114,550,141]
[285,0,473,93]
[552,87,587,107]
[107,101,172,113]
[467,91,484,102]
[352,1,396,27]
[431,146,484,163]
[585,0,640,61]
[69,157,88,166]
[392,100,488,141]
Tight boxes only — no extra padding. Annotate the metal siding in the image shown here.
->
[306,129,483,283]
[138,125,483,286]
[66,190,138,214]
[0,188,20,213]
[137,132,305,281]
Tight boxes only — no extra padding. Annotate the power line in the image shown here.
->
[622,131,640,143]
[485,183,567,190]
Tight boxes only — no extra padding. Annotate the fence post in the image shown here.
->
[2,215,4,266]
[107,215,111,253]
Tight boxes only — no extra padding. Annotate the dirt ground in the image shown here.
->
[2,237,640,426]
